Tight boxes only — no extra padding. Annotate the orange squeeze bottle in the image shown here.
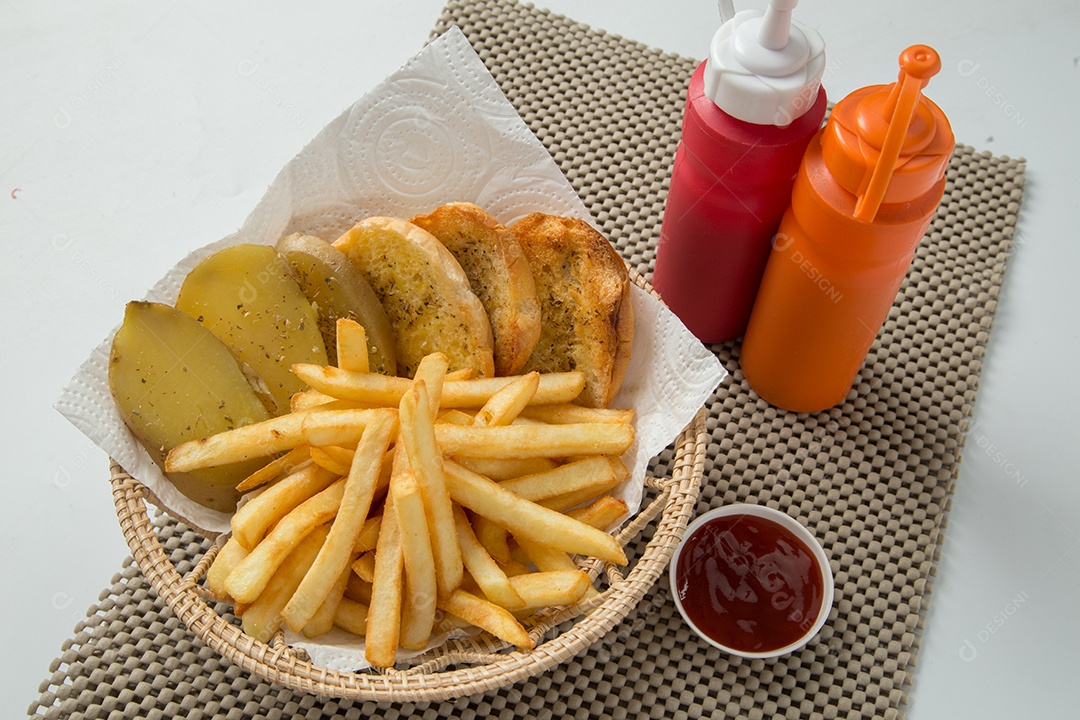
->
[741,45,955,412]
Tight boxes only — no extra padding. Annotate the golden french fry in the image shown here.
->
[292,364,411,405]
[291,388,341,412]
[345,574,373,605]
[333,597,369,635]
[206,537,249,600]
[452,455,558,481]
[566,495,629,530]
[515,536,599,601]
[438,589,534,650]
[336,318,370,373]
[301,408,383,447]
[399,382,463,595]
[539,458,628,512]
[393,471,439,650]
[454,506,524,610]
[351,551,377,582]
[236,446,311,493]
[301,565,351,639]
[309,446,352,476]
[231,464,338,550]
[518,404,635,425]
[166,411,315,472]
[473,372,538,427]
[515,536,578,574]
[443,461,627,565]
[226,478,346,603]
[353,515,382,553]
[240,525,328,643]
[444,368,474,381]
[366,493,404,668]
[473,515,512,564]
[293,364,584,408]
[414,352,448,420]
[437,409,476,426]
[498,456,617,502]
[499,560,532,577]
[283,410,397,631]
[507,570,591,610]
[435,422,633,459]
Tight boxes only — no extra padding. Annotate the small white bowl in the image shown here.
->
[669,504,834,659]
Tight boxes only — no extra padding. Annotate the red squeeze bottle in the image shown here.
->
[741,45,955,412]
[653,0,827,343]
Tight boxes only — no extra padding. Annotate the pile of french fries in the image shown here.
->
[168,319,636,667]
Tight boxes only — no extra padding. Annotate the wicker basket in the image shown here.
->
[108,270,710,702]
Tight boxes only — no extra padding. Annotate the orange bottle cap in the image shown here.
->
[820,45,955,222]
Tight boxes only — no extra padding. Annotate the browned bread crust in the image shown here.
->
[509,214,633,407]
[410,203,541,376]
[333,217,495,378]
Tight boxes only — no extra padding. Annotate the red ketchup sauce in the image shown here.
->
[675,514,824,653]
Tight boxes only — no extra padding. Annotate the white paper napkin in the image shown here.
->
[56,26,726,668]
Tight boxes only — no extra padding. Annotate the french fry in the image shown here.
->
[230,464,338,550]
[336,318,370,373]
[301,408,383,447]
[473,515,512,564]
[454,506,524,610]
[240,525,328,643]
[206,537,249,600]
[414,352,448,420]
[539,458,629,512]
[292,364,584,408]
[399,382,463,595]
[443,461,627,565]
[519,404,635,425]
[309,446,353,476]
[351,551,377,582]
[283,410,397,631]
[507,570,591,610]
[393,471,439,650]
[435,422,634,459]
[499,560,532,577]
[301,565,351,639]
[444,368,474,381]
[438,589,534,650]
[437,409,476,426]
[290,388,341,412]
[226,478,346,603]
[166,411,316,472]
[473,372,538,427]
[333,597,369,635]
[353,515,382,553]
[236,446,311,493]
[515,536,599,601]
[515,536,579,574]
[366,494,404,668]
[566,495,629,530]
[292,364,411,405]
[498,456,618,502]
[451,455,558,481]
[345,573,373,605]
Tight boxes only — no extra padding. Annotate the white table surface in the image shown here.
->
[3,1,1076,717]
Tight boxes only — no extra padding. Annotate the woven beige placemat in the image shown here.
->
[28,1,1026,718]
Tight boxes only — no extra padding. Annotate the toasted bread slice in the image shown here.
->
[509,214,633,408]
[333,217,495,378]
[410,203,541,376]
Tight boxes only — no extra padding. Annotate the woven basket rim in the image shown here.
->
[108,269,712,702]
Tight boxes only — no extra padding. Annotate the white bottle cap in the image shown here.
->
[703,0,826,126]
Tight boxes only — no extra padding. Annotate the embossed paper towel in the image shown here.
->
[55,27,724,538]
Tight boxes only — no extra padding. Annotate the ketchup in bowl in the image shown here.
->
[670,505,833,657]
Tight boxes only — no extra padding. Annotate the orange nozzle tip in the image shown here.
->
[899,45,941,81]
